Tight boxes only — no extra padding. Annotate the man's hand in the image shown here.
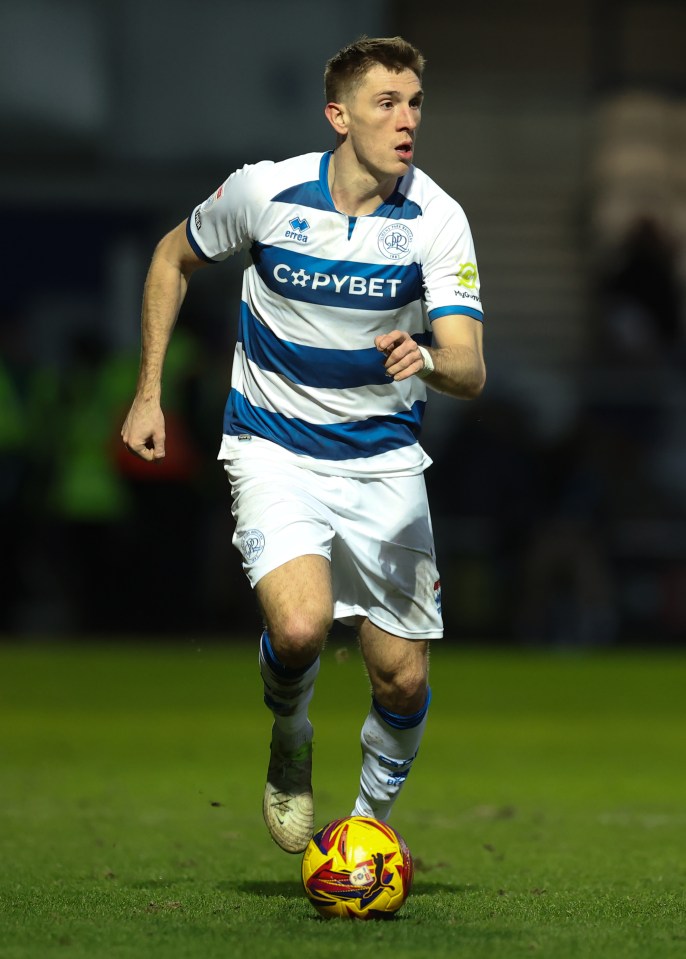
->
[375,330,427,381]
[120,220,207,463]
[121,396,166,462]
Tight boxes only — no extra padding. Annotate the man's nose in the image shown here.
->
[398,106,418,130]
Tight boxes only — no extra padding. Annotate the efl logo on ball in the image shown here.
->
[301,816,413,920]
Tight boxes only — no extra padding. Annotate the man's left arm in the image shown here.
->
[375,313,486,399]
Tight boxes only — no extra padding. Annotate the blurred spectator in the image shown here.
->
[35,331,134,633]
[115,328,206,634]
[594,215,683,363]
[0,313,31,631]
[427,395,544,639]
[516,411,618,647]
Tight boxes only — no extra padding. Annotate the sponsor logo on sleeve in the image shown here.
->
[456,262,478,288]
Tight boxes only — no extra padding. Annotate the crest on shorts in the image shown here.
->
[241,529,265,563]
[433,579,442,615]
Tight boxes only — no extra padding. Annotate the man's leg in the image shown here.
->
[353,618,430,821]
[256,554,333,853]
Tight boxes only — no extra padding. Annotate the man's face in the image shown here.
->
[340,65,423,181]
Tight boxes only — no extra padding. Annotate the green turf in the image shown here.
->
[1,640,685,958]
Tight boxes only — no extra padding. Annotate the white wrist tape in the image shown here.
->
[416,345,435,379]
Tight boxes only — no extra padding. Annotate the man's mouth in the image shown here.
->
[395,141,413,160]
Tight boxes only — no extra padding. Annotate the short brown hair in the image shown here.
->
[324,36,425,103]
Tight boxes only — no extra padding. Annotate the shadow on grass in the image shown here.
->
[127,878,202,890]
[219,880,303,898]
[219,880,476,898]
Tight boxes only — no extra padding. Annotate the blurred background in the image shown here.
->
[1,0,685,647]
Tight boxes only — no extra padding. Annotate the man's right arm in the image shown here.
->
[121,220,207,462]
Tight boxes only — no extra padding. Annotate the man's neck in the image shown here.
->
[327,149,397,217]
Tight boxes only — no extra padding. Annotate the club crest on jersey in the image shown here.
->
[378,222,413,260]
[240,528,265,563]
[285,215,310,243]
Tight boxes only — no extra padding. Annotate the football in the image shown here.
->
[301,816,413,919]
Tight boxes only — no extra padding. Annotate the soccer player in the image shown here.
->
[122,36,486,854]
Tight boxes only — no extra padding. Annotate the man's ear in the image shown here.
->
[324,101,349,136]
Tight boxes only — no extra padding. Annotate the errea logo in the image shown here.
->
[285,215,310,243]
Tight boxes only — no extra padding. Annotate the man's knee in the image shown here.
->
[267,608,332,668]
[371,660,428,715]
[358,620,429,714]
[256,555,333,668]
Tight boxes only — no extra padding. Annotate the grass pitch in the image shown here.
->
[1,639,685,959]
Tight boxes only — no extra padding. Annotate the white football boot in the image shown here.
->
[263,725,314,853]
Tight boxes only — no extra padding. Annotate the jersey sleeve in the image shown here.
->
[186,160,274,263]
[421,197,484,323]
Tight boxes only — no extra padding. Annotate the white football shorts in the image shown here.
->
[223,437,443,640]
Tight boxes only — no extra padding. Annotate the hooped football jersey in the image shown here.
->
[187,151,483,477]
